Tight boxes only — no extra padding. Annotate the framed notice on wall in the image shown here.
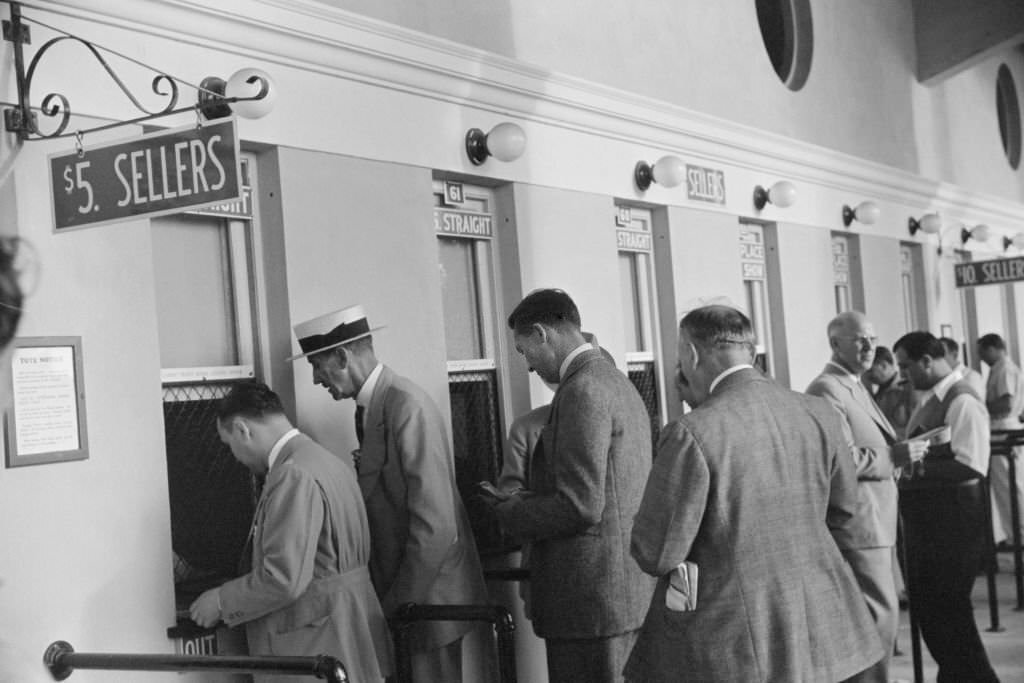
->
[4,337,88,467]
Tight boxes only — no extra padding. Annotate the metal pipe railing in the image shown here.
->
[44,640,348,682]
[389,604,516,683]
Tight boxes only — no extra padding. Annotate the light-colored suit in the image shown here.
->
[807,363,898,549]
[219,433,392,683]
[626,368,883,682]
[358,365,488,653]
[498,404,550,493]
[807,363,899,682]
[496,349,655,681]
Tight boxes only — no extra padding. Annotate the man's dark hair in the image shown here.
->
[680,305,755,353]
[978,333,1006,351]
[0,237,26,351]
[893,331,946,362]
[217,381,285,422]
[873,345,894,365]
[938,337,959,356]
[507,289,581,333]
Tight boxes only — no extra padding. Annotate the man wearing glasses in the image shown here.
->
[807,311,926,683]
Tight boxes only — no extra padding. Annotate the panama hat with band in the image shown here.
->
[286,305,385,361]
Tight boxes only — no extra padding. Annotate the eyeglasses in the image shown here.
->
[837,335,878,347]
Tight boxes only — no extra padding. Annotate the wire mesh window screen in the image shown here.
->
[447,369,512,555]
[628,361,661,453]
[163,382,258,605]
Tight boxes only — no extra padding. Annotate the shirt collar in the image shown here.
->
[930,370,959,402]
[268,428,300,472]
[826,359,859,380]
[356,363,384,407]
[709,364,754,394]
[559,343,594,381]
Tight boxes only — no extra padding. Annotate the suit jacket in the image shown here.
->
[358,365,488,651]
[807,363,899,549]
[495,349,656,639]
[219,433,392,683]
[626,369,883,682]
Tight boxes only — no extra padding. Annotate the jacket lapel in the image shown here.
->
[832,367,897,442]
[357,366,392,497]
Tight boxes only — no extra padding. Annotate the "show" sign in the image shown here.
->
[48,118,241,231]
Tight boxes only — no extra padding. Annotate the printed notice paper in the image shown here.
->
[11,345,80,455]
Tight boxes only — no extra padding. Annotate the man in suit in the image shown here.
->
[189,381,392,683]
[895,332,1000,683]
[490,288,654,683]
[626,304,883,682]
[806,311,926,683]
[292,305,487,682]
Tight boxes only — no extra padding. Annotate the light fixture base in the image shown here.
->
[634,161,653,191]
[752,185,768,210]
[960,227,971,245]
[465,128,488,165]
[1005,236,1013,251]
[842,205,855,227]
[908,217,920,236]
[197,76,230,120]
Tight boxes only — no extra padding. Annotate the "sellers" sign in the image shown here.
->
[48,118,241,231]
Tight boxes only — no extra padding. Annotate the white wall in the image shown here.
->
[0,128,177,681]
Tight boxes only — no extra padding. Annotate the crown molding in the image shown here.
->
[15,0,1024,232]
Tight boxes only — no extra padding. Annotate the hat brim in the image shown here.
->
[285,325,386,362]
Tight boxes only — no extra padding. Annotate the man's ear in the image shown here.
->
[333,346,349,369]
[532,323,549,344]
[688,342,700,370]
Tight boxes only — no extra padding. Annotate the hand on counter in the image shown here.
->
[188,588,222,628]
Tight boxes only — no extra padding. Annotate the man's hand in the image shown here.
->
[189,589,222,628]
[891,439,928,468]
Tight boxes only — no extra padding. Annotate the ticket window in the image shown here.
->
[433,179,515,555]
[615,204,666,446]
[899,242,929,332]
[831,233,865,314]
[152,157,268,619]
[739,223,776,376]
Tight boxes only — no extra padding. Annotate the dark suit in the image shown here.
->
[496,348,655,682]
[358,366,488,658]
[219,433,392,682]
[807,363,899,682]
[626,369,883,682]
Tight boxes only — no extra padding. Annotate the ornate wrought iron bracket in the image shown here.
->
[1,1,270,141]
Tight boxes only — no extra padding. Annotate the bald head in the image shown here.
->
[827,311,878,374]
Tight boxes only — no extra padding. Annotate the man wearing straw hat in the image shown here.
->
[289,305,487,682]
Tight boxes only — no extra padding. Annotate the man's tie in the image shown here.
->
[354,405,365,446]
[353,405,365,474]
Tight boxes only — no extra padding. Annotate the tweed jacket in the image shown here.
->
[495,348,656,639]
[626,369,883,682]
[358,365,487,652]
[219,433,392,683]
[807,362,899,549]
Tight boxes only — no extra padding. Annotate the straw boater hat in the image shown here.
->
[286,305,385,361]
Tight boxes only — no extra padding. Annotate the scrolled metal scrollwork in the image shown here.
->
[16,33,180,139]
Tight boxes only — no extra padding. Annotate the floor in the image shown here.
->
[890,554,1024,683]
